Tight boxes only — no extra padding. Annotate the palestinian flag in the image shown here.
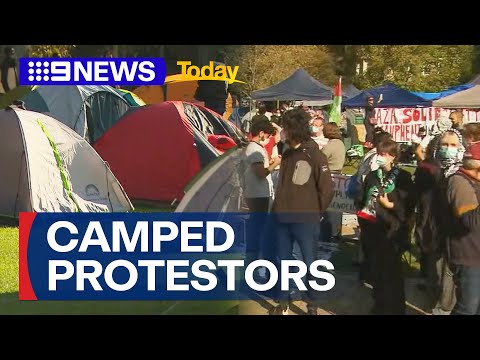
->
[328,77,342,125]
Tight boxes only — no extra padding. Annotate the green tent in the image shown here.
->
[21,85,132,143]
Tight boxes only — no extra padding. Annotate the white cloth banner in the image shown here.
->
[372,107,480,142]
[328,174,356,214]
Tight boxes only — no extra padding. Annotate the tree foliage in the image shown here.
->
[27,45,76,57]
[228,45,337,94]
[353,45,475,91]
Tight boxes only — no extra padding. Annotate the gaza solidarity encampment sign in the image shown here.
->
[373,108,480,142]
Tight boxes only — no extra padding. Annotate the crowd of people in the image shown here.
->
[239,100,480,316]
[353,115,480,315]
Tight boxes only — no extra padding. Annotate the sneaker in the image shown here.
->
[431,308,451,315]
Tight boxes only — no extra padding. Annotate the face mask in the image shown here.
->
[438,146,458,160]
[376,155,388,167]
[310,126,320,134]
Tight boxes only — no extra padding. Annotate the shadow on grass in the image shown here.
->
[0,292,239,315]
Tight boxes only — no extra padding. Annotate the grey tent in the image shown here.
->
[432,85,480,108]
[175,147,246,212]
[250,69,333,101]
[0,107,134,217]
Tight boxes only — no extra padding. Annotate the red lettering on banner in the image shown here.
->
[375,110,382,124]
[395,125,401,140]
[385,109,390,124]
[412,109,420,122]
[435,108,441,120]
[402,109,412,124]
[399,126,405,141]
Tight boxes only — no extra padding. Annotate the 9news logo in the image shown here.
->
[19,58,166,86]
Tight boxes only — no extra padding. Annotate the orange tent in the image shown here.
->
[166,80,198,102]
[132,85,164,104]
[134,75,232,118]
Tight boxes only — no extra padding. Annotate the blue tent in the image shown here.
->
[412,84,474,101]
[250,68,332,101]
[342,83,432,108]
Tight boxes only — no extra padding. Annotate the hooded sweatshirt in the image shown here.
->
[272,138,335,223]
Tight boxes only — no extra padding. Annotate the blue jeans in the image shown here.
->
[244,198,270,266]
[451,264,480,315]
[271,169,280,191]
[276,222,321,306]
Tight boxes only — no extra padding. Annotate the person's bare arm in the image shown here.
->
[252,156,281,178]
[272,123,282,144]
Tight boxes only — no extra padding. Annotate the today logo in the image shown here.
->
[19,58,166,86]
[165,61,245,85]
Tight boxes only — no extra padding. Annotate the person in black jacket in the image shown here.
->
[194,51,229,116]
[271,108,335,315]
[363,96,376,146]
[357,139,415,314]
[0,47,19,95]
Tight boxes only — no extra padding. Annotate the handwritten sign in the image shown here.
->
[372,108,480,142]
[328,174,356,214]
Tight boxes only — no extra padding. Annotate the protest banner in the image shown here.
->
[372,108,480,142]
[328,174,356,214]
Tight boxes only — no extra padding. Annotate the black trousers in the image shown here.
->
[358,218,373,284]
[361,221,406,315]
[364,121,375,143]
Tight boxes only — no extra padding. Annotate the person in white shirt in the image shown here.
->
[243,116,281,269]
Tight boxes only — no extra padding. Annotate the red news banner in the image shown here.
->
[372,108,480,142]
